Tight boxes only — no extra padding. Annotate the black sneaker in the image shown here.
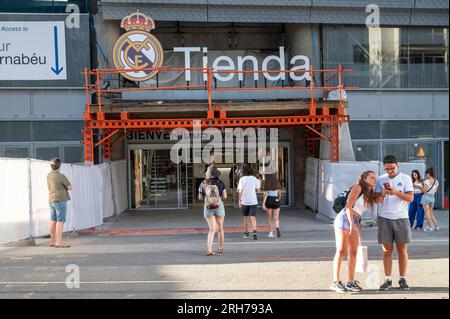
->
[379,278,393,291]
[345,280,362,292]
[252,232,258,240]
[276,227,281,238]
[399,278,410,291]
[330,281,347,293]
[242,232,250,239]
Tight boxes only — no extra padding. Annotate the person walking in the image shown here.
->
[262,173,282,238]
[421,167,440,232]
[330,170,377,293]
[408,170,425,231]
[47,158,72,248]
[375,155,414,291]
[198,165,227,256]
[238,164,261,240]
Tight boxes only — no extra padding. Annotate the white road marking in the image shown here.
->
[0,281,193,286]
[226,239,449,245]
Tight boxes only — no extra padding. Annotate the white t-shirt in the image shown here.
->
[375,172,414,220]
[237,175,261,206]
[423,179,439,196]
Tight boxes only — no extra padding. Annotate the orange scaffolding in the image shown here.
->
[82,65,356,164]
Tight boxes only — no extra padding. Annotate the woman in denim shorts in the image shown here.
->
[198,165,227,256]
[331,171,377,293]
[420,167,440,232]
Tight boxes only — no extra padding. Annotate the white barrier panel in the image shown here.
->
[30,161,105,235]
[0,159,30,245]
[316,160,426,221]
[304,157,319,212]
[111,160,128,215]
[30,160,54,237]
[67,164,103,231]
[317,160,380,220]
[101,163,115,219]
[1,158,111,244]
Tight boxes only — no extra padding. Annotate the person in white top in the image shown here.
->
[420,167,440,232]
[237,164,261,240]
[374,155,414,292]
[330,170,377,293]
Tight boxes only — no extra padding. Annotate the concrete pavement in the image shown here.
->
[0,209,448,299]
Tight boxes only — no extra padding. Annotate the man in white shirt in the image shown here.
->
[237,164,261,240]
[374,155,414,291]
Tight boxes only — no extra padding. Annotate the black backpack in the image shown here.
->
[333,186,362,214]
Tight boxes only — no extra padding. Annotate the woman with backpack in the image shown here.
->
[198,165,227,256]
[331,170,377,293]
[421,167,440,232]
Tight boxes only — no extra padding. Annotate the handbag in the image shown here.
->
[424,179,437,194]
[419,179,436,206]
[355,245,368,273]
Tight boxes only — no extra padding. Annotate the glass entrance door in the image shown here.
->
[129,146,187,209]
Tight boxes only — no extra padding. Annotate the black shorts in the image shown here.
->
[242,205,258,217]
[265,196,281,209]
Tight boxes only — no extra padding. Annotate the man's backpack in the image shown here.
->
[333,186,362,214]
[204,181,222,210]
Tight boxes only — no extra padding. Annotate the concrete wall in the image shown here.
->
[0,89,86,120]
[292,127,307,209]
[347,90,449,121]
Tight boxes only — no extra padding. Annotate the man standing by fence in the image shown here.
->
[47,158,72,248]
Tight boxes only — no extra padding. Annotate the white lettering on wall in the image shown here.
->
[175,46,311,83]
[262,46,286,81]
[290,54,311,81]
[173,47,201,82]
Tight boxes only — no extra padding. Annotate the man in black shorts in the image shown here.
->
[237,165,261,240]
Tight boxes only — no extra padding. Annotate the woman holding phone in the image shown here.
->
[331,171,377,293]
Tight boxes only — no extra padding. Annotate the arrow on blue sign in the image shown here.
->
[51,26,64,75]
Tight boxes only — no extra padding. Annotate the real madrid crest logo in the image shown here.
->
[112,11,164,82]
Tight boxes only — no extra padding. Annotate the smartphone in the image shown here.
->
[383,182,391,189]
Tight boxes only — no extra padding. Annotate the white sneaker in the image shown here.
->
[424,227,435,232]
[434,226,440,231]
[268,232,274,238]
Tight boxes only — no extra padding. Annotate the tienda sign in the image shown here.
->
[113,11,311,83]
[174,46,311,82]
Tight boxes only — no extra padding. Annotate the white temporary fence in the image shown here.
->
[317,160,380,220]
[111,160,128,217]
[304,157,426,220]
[304,157,320,213]
[0,159,30,245]
[0,158,128,245]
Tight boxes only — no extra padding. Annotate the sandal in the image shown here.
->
[206,251,216,256]
[217,248,224,254]
[49,243,56,247]
[55,243,71,248]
